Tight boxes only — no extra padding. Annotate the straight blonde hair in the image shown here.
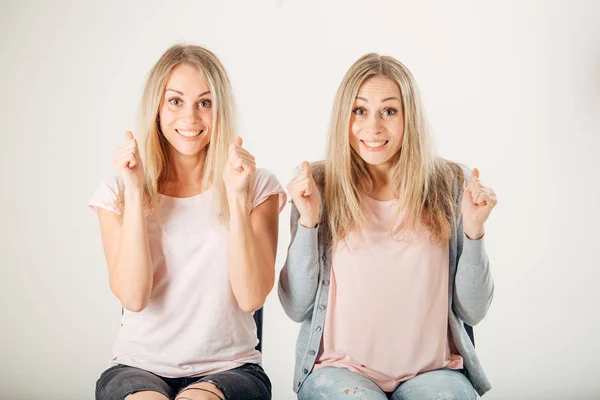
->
[325,53,463,247]
[118,44,236,221]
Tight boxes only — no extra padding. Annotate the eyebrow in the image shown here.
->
[166,89,211,97]
[356,96,401,103]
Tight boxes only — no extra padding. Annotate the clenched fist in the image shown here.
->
[223,136,256,198]
[287,161,321,228]
[462,168,498,239]
[113,131,144,191]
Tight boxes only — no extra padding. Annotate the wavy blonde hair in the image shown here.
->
[325,53,463,247]
[118,44,235,221]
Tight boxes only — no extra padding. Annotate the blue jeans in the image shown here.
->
[298,367,476,400]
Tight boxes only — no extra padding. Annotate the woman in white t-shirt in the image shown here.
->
[90,44,285,400]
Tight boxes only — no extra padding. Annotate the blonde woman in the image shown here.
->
[279,53,497,399]
[89,45,285,400]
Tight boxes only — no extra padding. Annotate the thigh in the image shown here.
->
[298,367,388,400]
[391,369,476,400]
[95,364,173,400]
[184,363,272,400]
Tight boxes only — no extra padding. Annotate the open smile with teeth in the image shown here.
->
[361,140,389,149]
[176,129,204,138]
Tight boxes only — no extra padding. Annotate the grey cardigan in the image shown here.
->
[278,165,494,396]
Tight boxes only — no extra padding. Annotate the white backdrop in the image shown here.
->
[1,1,599,399]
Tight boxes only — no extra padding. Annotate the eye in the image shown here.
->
[383,108,398,116]
[198,99,212,108]
[168,98,182,106]
[352,107,366,116]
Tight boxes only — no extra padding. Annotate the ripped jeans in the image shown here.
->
[298,367,476,400]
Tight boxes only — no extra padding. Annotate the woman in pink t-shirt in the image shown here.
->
[90,45,285,400]
[280,53,497,399]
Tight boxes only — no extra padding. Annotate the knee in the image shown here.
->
[437,372,476,400]
[394,370,476,400]
[125,393,168,400]
[175,382,225,400]
[433,388,476,400]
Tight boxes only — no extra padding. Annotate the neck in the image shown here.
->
[367,164,392,187]
[162,148,208,195]
[364,157,398,201]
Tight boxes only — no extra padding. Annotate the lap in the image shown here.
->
[184,363,271,400]
[298,367,476,400]
[298,367,387,400]
[96,363,270,400]
[391,369,476,400]
[95,364,173,400]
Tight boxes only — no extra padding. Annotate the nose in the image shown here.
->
[363,113,384,135]
[181,103,200,124]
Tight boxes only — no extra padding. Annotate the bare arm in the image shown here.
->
[97,188,153,312]
[97,131,153,312]
[228,194,279,313]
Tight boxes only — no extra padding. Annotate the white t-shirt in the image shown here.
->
[89,168,287,378]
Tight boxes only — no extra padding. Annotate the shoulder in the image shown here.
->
[433,158,469,185]
[88,176,124,215]
[253,168,278,183]
[250,168,287,212]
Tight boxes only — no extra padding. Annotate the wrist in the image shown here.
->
[299,216,318,229]
[124,186,144,201]
[228,193,250,215]
[464,224,485,240]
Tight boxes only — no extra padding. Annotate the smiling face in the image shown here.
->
[349,75,405,170]
[159,63,214,157]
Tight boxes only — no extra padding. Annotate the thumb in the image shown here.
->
[302,161,311,176]
[125,131,134,142]
[234,136,243,147]
[471,167,480,179]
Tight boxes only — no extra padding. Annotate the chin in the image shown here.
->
[360,153,393,166]
[170,142,208,156]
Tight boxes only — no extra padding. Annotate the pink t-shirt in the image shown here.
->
[89,169,286,378]
[314,196,463,392]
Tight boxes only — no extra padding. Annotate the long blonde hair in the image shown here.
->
[119,44,236,221]
[325,53,463,247]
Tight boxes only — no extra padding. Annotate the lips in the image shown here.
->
[360,139,389,151]
[175,129,204,139]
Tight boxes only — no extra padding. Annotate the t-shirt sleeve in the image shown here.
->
[250,168,287,213]
[88,176,123,215]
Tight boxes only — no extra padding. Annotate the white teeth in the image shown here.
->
[178,130,201,137]
[363,140,387,148]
